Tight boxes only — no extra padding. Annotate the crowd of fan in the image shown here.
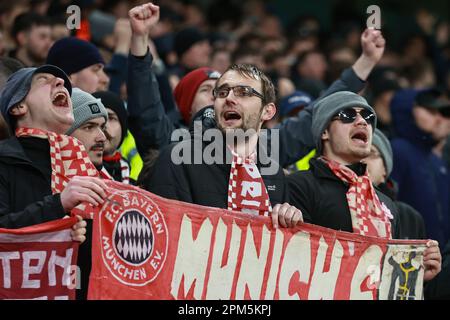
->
[0,0,449,300]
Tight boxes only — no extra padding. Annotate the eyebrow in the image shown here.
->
[83,120,106,127]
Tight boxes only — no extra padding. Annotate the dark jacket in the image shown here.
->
[390,89,450,247]
[287,158,400,237]
[127,50,365,168]
[127,51,178,160]
[0,137,66,228]
[144,134,287,209]
[0,136,91,300]
[378,181,427,240]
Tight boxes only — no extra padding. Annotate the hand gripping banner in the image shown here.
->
[88,181,428,300]
[0,217,79,300]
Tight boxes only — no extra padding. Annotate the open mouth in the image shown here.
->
[223,110,242,121]
[52,92,69,108]
[351,131,368,144]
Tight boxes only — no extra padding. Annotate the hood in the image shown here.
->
[390,89,437,149]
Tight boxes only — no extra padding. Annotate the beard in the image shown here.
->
[216,106,264,133]
[27,46,47,64]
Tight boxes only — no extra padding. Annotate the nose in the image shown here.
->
[354,112,369,126]
[224,88,239,103]
[96,127,107,142]
[53,76,65,88]
[99,69,110,89]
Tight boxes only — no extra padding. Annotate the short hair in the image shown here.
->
[218,64,276,105]
[11,12,50,43]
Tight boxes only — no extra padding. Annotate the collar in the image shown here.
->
[310,158,367,180]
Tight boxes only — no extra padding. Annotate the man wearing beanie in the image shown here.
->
[173,67,221,125]
[64,88,111,300]
[66,88,108,169]
[171,27,211,78]
[286,91,441,281]
[364,129,426,240]
[0,66,111,299]
[92,90,132,184]
[46,37,109,93]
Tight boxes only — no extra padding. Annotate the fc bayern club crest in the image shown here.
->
[99,190,168,286]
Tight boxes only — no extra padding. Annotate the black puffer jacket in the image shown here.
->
[0,137,66,228]
[0,136,91,300]
[287,158,400,237]
[144,134,288,209]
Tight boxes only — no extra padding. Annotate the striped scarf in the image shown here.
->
[16,127,110,218]
[320,156,392,239]
[227,149,272,216]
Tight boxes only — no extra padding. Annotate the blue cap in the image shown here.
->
[279,90,312,116]
[0,65,72,125]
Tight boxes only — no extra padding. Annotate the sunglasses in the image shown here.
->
[333,108,376,126]
[213,85,264,101]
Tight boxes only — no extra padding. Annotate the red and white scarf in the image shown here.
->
[16,127,111,218]
[320,156,393,239]
[103,151,130,184]
[227,148,272,216]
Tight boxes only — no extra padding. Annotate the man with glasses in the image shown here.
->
[284,92,442,283]
[285,91,397,236]
[145,63,303,228]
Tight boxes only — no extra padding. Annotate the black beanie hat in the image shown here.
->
[92,91,128,146]
[174,27,207,58]
[46,37,105,75]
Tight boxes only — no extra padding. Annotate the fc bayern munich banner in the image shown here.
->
[88,181,428,300]
[0,217,79,300]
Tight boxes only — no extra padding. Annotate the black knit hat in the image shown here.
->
[46,37,105,76]
[92,91,128,146]
[174,27,207,58]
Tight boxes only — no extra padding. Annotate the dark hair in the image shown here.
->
[219,64,276,104]
[11,12,51,43]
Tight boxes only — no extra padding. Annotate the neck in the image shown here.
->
[17,120,67,135]
[322,152,361,166]
[228,132,259,159]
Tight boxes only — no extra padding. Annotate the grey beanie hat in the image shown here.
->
[66,88,108,135]
[372,129,393,176]
[312,91,377,153]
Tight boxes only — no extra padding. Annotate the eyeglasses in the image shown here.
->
[333,108,376,126]
[212,85,264,101]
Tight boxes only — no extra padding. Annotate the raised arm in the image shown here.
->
[127,3,175,158]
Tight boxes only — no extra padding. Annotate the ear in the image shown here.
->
[9,104,28,117]
[321,128,329,141]
[261,102,276,121]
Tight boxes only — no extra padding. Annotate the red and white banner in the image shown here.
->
[88,181,428,300]
[0,217,79,300]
